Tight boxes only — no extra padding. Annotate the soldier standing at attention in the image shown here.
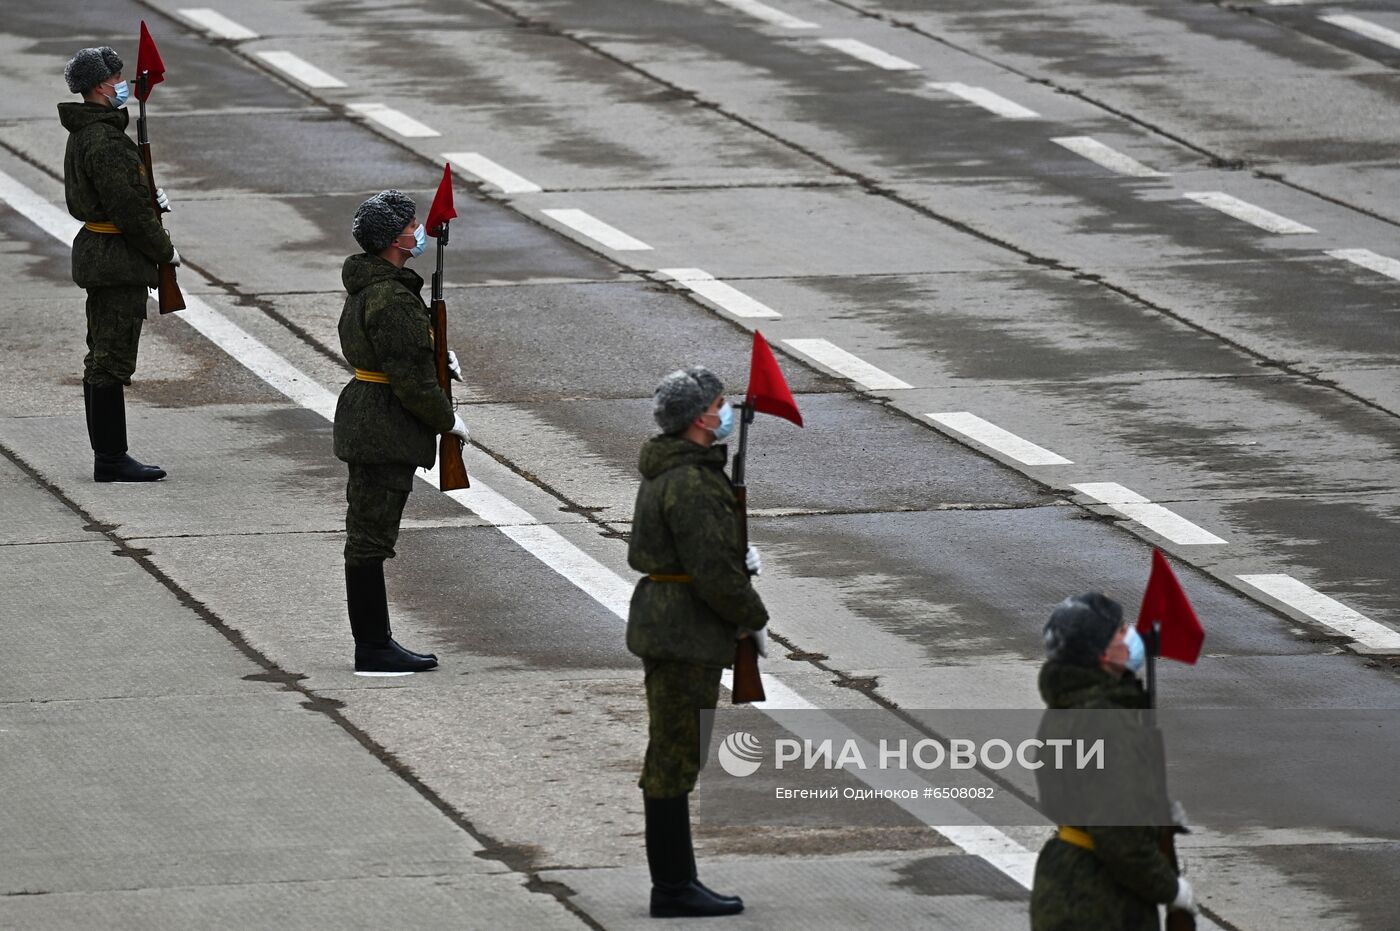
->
[1031,593,1199,930]
[334,190,468,674]
[61,46,179,482]
[627,367,767,918]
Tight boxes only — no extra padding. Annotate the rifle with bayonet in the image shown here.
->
[133,41,183,314]
[730,401,765,704]
[431,218,469,491]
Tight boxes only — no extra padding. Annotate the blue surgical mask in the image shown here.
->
[399,224,426,258]
[710,401,735,442]
[1124,626,1146,673]
[103,80,130,108]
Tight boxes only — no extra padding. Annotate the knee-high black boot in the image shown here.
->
[88,383,165,482]
[345,561,437,673]
[645,794,743,918]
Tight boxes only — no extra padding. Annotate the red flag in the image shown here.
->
[425,163,457,237]
[746,331,803,426]
[1137,550,1205,664]
[135,21,166,101]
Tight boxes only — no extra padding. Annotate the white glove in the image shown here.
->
[447,349,463,382]
[156,187,171,212]
[1171,878,1198,915]
[168,247,182,267]
[745,544,762,576]
[449,413,469,443]
[751,626,768,658]
[1170,800,1189,829]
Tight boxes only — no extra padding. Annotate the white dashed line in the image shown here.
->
[659,269,782,319]
[929,82,1039,119]
[783,339,913,390]
[715,0,818,29]
[1051,136,1166,178]
[819,38,921,71]
[1182,192,1316,234]
[255,51,347,89]
[346,103,440,138]
[1321,14,1400,51]
[540,209,653,251]
[1325,248,1400,281]
[926,413,1072,466]
[1070,483,1228,545]
[444,152,542,194]
[1237,575,1400,652]
[177,8,258,40]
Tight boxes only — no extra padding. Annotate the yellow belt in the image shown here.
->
[84,221,121,234]
[648,574,692,583]
[354,369,390,384]
[1057,826,1094,851]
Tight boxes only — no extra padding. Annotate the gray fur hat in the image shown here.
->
[352,189,417,254]
[1043,592,1124,667]
[65,47,124,94]
[653,366,724,435]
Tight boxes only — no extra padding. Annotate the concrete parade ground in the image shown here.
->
[3,1,1400,928]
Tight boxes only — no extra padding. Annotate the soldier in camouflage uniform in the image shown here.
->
[333,190,468,674]
[627,367,767,918]
[61,46,179,482]
[1030,593,1200,930]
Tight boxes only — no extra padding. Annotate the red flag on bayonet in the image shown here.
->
[425,163,457,237]
[746,331,803,426]
[1137,549,1205,664]
[135,21,166,100]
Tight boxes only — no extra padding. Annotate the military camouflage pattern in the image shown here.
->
[1030,661,1180,931]
[60,102,173,289]
[83,286,146,387]
[333,253,454,469]
[627,435,768,668]
[344,462,416,567]
[639,659,722,799]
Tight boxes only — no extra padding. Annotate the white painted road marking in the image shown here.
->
[346,103,440,138]
[659,269,782,319]
[540,208,653,251]
[444,152,542,194]
[1321,14,1400,51]
[819,38,921,71]
[1237,574,1400,652]
[1051,136,1166,178]
[714,0,818,29]
[1182,192,1317,234]
[927,413,1072,466]
[929,82,1039,119]
[0,171,79,243]
[1325,248,1400,281]
[177,8,259,40]
[783,339,913,390]
[255,51,347,89]
[1070,483,1228,545]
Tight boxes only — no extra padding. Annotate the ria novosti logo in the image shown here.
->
[718,732,764,777]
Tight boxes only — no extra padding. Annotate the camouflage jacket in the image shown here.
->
[333,254,454,468]
[60,102,173,289]
[626,435,768,667]
[1029,661,1180,931]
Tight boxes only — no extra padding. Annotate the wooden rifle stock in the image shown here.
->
[432,296,470,491]
[730,413,766,704]
[134,83,184,315]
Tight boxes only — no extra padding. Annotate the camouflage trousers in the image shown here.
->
[639,659,722,799]
[344,462,417,567]
[83,285,147,388]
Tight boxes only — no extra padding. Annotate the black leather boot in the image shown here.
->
[346,561,437,673]
[89,383,165,482]
[646,794,743,918]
